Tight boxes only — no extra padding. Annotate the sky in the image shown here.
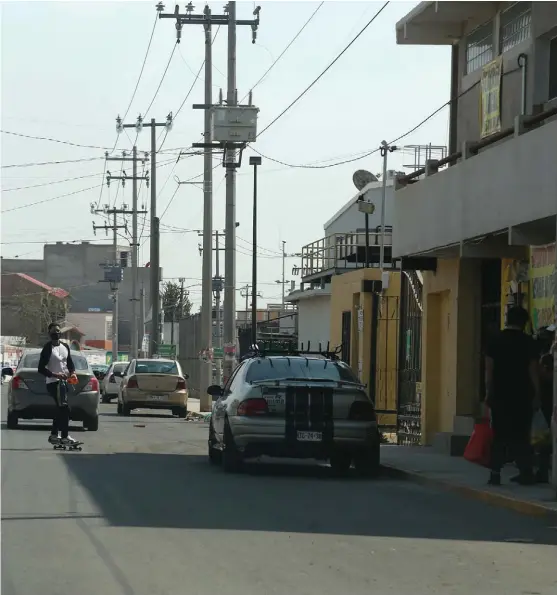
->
[1,0,451,311]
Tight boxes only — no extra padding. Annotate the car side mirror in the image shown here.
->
[2,367,14,377]
[207,384,223,399]
[184,373,190,380]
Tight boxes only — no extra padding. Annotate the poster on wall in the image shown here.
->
[530,244,555,331]
[480,55,503,139]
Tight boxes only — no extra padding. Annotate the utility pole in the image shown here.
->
[281,241,286,306]
[116,112,172,357]
[105,148,148,359]
[92,206,129,363]
[139,281,146,357]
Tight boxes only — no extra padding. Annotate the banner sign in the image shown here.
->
[480,55,503,139]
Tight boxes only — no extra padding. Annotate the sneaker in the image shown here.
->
[61,436,79,445]
[48,434,61,444]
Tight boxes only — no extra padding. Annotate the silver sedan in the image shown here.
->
[207,355,380,475]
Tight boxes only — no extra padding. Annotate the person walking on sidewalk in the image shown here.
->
[484,306,540,486]
[38,322,80,446]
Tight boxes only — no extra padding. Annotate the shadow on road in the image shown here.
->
[1,423,85,432]
[61,452,557,544]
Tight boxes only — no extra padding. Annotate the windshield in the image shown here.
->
[135,360,179,374]
[245,358,360,384]
[22,353,89,371]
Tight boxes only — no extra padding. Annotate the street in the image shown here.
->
[2,385,557,595]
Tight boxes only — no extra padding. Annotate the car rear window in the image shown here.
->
[245,358,360,384]
[135,360,179,374]
[22,353,89,371]
[114,363,128,373]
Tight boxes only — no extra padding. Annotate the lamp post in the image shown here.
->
[249,155,262,346]
[357,196,375,268]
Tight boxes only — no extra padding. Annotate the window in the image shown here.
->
[245,358,360,384]
[466,20,494,74]
[223,362,244,393]
[134,360,179,374]
[22,353,89,371]
[500,2,531,53]
[550,36,557,100]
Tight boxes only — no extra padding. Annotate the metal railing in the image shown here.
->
[397,105,557,187]
[293,229,394,279]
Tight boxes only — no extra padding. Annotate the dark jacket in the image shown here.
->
[38,341,76,378]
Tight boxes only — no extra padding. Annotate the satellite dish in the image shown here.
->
[352,170,378,191]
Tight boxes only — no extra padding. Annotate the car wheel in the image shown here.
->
[117,402,123,415]
[353,444,380,478]
[208,421,221,465]
[85,415,99,431]
[222,418,243,473]
[329,451,352,476]
[7,410,18,430]
[101,393,111,404]
[176,407,188,419]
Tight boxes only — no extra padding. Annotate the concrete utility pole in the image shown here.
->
[116,113,172,357]
[139,281,146,357]
[92,206,129,363]
[105,148,148,359]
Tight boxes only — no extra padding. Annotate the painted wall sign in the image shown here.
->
[529,243,555,331]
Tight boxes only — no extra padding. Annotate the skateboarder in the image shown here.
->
[38,322,81,447]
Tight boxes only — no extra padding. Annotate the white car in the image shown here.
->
[101,362,129,403]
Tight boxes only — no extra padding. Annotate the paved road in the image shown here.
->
[2,385,557,595]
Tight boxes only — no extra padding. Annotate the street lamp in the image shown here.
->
[249,155,262,346]
[357,195,375,268]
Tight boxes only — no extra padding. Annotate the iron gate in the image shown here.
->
[397,271,423,445]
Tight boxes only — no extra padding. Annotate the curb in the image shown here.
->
[380,464,557,519]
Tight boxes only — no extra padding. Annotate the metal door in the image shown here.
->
[341,311,351,365]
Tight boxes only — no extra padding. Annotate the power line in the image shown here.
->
[2,172,104,192]
[0,130,113,150]
[257,1,390,139]
[143,41,178,118]
[1,157,104,169]
[1,185,102,214]
[241,2,324,102]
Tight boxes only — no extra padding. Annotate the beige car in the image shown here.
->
[117,358,189,417]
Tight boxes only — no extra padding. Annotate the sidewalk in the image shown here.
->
[381,445,557,518]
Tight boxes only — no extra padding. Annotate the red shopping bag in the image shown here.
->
[463,420,493,467]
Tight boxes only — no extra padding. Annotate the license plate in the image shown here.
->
[297,431,322,442]
[151,395,167,401]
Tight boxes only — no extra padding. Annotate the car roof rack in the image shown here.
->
[243,341,343,361]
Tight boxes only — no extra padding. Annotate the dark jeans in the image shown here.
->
[537,404,553,474]
[490,404,533,474]
[46,381,69,439]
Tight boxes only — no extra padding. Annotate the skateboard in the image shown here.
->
[53,441,84,451]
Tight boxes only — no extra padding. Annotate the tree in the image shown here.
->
[161,281,192,322]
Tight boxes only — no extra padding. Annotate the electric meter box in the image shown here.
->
[211,106,259,143]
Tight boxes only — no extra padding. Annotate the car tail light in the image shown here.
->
[176,378,187,390]
[237,398,269,416]
[349,400,376,422]
[84,377,99,392]
[12,376,28,390]
[109,374,116,384]
[127,376,138,389]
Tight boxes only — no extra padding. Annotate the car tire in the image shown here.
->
[208,422,221,465]
[7,410,18,430]
[222,418,243,473]
[117,402,123,415]
[353,444,380,478]
[85,415,99,431]
[329,451,352,476]
[176,407,188,419]
[101,393,111,404]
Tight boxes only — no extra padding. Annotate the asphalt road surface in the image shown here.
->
[2,385,557,595]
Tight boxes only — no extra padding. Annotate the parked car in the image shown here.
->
[92,364,109,382]
[4,349,100,431]
[101,362,129,403]
[117,358,189,417]
[207,353,381,475]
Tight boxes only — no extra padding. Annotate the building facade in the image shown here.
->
[394,1,557,452]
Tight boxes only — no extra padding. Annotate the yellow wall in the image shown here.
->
[329,269,401,428]
[420,258,482,444]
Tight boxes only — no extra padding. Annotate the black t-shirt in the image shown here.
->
[485,329,537,403]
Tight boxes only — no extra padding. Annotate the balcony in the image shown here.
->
[293,229,397,286]
[393,106,557,259]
